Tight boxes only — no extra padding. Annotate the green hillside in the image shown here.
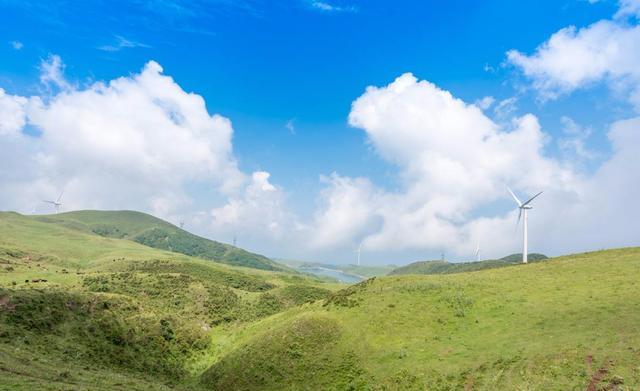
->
[0,211,337,390]
[31,210,289,272]
[388,253,548,276]
[201,248,640,390]
[1,210,639,390]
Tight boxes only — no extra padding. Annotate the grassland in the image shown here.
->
[1,211,639,390]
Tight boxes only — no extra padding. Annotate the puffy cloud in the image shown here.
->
[0,58,246,218]
[615,0,640,19]
[311,174,381,249]
[39,55,73,91]
[207,171,299,246]
[475,96,495,110]
[507,16,640,109]
[0,88,28,136]
[557,116,597,163]
[310,72,638,259]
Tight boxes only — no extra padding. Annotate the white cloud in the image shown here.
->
[39,55,73,91]
[0,58,247,218]
[507,12,640,109]
[475,96,495,110]
[558,116,597,163]
[310,1,357,13]
[615,0,640,19]
[0,88,28,136]
[10,41,23,50]
[98,35,151,52]
[285,118,296,134]
[208,171,299,244]
[307,72,639,259]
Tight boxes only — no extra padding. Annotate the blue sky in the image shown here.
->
[1,0,639,264]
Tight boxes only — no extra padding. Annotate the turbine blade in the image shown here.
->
[521,191,543,207]
[507,187,522,206]
[516,208,522,229]
[56,191,64,203]
[43,200,54,204]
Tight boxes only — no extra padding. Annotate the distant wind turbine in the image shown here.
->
[474,241,480,262]
[43,191,64,214]
[355,243,363,266]
[507,187,543,264]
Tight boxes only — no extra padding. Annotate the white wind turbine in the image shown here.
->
[474,241,480,262]
[43,191,64,214]
[355,242,363,266]
[507,187,543,264]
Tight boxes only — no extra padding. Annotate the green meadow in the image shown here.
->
[1,211,639,390]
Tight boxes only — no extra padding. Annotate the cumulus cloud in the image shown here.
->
[0,58,248,218]
[307,72,639,259]
[615,0,640,18]
[208,171,300,245]
[0,88,28,136]
[507,7,640,109]
[557,116,597,163]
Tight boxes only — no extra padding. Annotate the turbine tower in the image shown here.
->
[43,191,64,214]
[507,187,543,264]
[356,243,362,266]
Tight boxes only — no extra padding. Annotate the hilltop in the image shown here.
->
[389,253,548,275]
[31,210,289,272]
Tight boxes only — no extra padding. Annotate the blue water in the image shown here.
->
[299,267,363,284]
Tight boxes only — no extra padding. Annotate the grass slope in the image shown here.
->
[32,210,289,272]
[0,211,337,390]
[389,253,548,276]
[201,248,640,390]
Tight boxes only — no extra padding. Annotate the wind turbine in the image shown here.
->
[474,241,480,262]
[355,243,363,266]
[507,187,543,264]
[43,191,64,214]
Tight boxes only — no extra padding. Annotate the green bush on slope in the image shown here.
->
[0,288,209,379]
[201,313,368,390]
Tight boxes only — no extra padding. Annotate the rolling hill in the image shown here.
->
[0,211,338,390]
[388,253,548,276]
[201,248,640,390]
[31,210,289,272]
[1,210,638,390]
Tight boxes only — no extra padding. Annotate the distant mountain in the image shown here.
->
[388,253,548,276]
[32,210,290,272]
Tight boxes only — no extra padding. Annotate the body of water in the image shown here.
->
[299,267,364,284]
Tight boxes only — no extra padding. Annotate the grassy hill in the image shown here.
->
[31,210,289,272]
[388,253,548,276]
[0,211,338,390]
[201,248,640,390]
[1,211,638,390]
